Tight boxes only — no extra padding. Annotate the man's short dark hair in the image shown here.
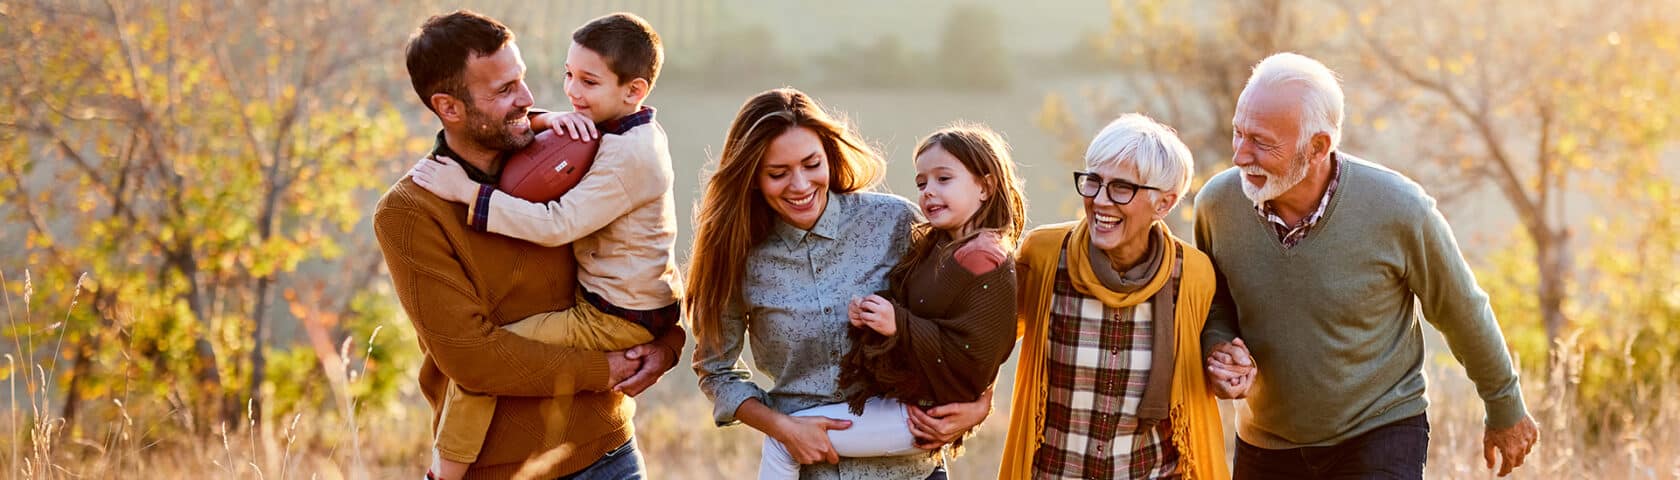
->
[571,13,663,87]
[405,10,513,113]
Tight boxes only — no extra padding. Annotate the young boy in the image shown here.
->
[407,12,681,480]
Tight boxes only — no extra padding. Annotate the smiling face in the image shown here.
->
[1082,160,1170,253]
[457,43,536,151]
[914,144,987,238]
[564,42,640,123]
[757,126,831,230]
[1232,84,1313,204]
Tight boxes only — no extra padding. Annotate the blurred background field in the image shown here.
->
[1,0,1677,478]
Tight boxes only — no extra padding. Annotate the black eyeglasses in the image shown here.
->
[1073,171,1161,205]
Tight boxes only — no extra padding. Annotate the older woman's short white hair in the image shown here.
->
[1084,113,1195,209]
[1241,52,1345,151]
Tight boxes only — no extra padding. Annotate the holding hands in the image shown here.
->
[1206,338,1257,399]
[847,295,897,336]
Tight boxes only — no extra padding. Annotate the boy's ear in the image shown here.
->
[624,77,651,105]
[431,93,464,124]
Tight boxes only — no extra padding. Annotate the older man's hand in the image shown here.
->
[1206,338,1256,399]
[1483,415,1539,477]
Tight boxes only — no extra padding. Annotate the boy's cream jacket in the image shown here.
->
[484,117,682,310]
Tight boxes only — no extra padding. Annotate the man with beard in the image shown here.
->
[1193,53,1539,479]
[374,10,684,479]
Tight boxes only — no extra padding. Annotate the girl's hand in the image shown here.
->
[853,295,896,336]
[408,155,480,204]
[772,414,851,465]
[535,111,598,140]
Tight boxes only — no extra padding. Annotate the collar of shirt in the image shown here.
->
[428,129,506,185]
[772,191,853,248]
[599,106,656,135]
[1256,152,1340,230]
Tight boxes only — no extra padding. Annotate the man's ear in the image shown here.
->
[624,78,651,105]
[431,93,465,124]
[1310,131,1334,162]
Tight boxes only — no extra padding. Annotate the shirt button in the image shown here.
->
[824,307,832,314]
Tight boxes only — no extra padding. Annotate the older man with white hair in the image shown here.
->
[1000,114,1231,480]
[1196,52,1539,478]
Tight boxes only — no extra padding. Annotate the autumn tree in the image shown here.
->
[1341,0,1680,353]
[0,0,414,432]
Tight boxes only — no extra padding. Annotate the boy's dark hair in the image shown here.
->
[405,10,513,113]
[571,13,663,87]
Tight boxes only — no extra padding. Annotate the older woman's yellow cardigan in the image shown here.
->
[999,220,1230,479]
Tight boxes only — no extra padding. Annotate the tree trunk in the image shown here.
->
[245,275,272,430]
[59,340,92,426]
[175,251,225,432]
[1534,227,1570,357]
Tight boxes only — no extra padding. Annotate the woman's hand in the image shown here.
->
[907,387,993,449]
[848,295,896,336]
[408,155,480,204]
[772,414,852,465]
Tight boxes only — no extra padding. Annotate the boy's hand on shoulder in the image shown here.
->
[535,111,598,141]
[408,155,480,205]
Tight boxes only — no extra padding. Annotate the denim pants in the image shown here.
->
[555,439,646,480]
[1234,413,1429,480]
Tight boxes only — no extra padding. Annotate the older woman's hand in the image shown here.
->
[907,387,994,449]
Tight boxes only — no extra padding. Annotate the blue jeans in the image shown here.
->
[555,439,646,480]
[1234,413,1429,480]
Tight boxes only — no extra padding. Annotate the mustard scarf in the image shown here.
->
[999,219,1231,480]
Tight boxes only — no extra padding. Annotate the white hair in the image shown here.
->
[1084,113,1195,209]
[1241,52,1345,152]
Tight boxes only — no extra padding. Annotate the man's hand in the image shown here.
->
[1483,415,1538,477]
[604,351,642,389]
[612,341,677,397]
[408,155,479,204]
[774,415,851,465]
[907,388,993,449]
[535,111,598,141]
[848,295,897,336]
[1206,338,1256,399]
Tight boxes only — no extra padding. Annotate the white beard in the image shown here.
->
[1241,152,1311,204]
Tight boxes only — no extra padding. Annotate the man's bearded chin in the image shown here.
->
[1242,150,1311,204]
[467,105,535,152]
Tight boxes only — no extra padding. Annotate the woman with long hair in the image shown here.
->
[689,88,990,479]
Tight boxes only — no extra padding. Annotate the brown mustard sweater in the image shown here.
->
[375,178,682,479]
[839,237,1018,413]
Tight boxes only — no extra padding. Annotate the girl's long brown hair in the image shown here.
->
[686,88,886,348]
[886,123,1027,289]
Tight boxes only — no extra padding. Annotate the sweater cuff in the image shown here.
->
[575,351,614,394]
[466,184,494,232]
[1483,388,1529,430]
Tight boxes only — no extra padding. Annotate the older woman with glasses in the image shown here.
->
[998,114,1233,480]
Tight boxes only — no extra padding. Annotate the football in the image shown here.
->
[498,129,601,202]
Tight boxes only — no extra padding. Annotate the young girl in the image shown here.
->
[755,123,1027,480]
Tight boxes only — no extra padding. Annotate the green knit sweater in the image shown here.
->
[1194,154,1527,448]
